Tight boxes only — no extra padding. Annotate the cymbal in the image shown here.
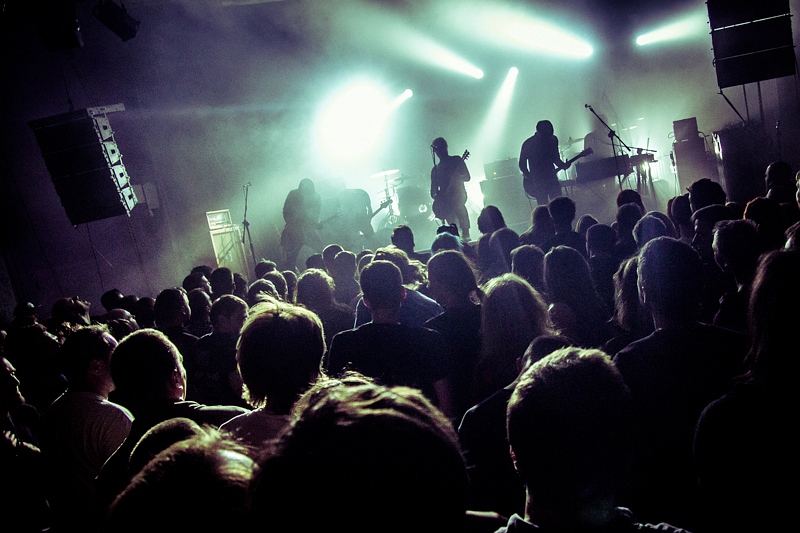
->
[370,169,400,179]
[561,136,585,148]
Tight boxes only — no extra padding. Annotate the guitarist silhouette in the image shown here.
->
[431,137,471,241]
[519,120,590,206]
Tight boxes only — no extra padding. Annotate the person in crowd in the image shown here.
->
[510,245,547,297]
[603,256,653,356]
[329,250,361,308]
[473,273,553,404]
[305,252,326,271]
[688,178,727,212]
[585,223,619,313]
[40,326,133,533]
[391,224,430,264]
[576,213,598,239]
[616,188,646,214]
[614,202,643,262]
[519,205,555,249]
[185,288,212,338]
[100,289,125,314]
[326,260,451,414]
[501,347,687,532]
[459,335,571,520]
[353,247,443,328]
[711,219,761,332]
[131,297,156,329]
[103,429,256,533]
[743,196,788,252]
[2,323,65,412]
[691,204,736,323]
[669,194,694,245]
[154,288,199,396]
[544,245,611,348]
[192,295,249,408]
[248,378,468,532]
[633,213,668,250]
[221,302,325,447]
[97,329,248,510]
[232,273,249,301]
[1,356,50,533]
[282,269,297,303]
[541,196,587,257]
[294,268,354,346]
[612,237,747,529]
[694,250,800,532]
[209,267,235,302]
[322,244,344,275]
[424,250,483,423]
[262,270,288,301]
[253,259,277,280]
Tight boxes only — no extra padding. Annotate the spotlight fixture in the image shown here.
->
[93,0,140,42]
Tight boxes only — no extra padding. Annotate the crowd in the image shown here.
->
[1,162,799,533]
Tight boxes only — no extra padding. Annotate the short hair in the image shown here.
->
[688,178,727,211]
[250,380,468,531]
[296,268,336,310]
[190,265,213,279]
[508,347,633,506]
[282,270,298,303]
[254,260,277,279]
[236,303,325,412]
[186,288,211,321]
[110,329,183,412]
[373,246,421,285]
[616,189,644,210]
[106,429,256,533]
[431,136,448,151]
[101,289,125,312]
[209,267,234,296]
[547,196,577,226]
[359,260,404,310]
[712,219,761,280]
[633,214,668,248]
[182,272,208,293]
[669,194,692,226]
[586,224,616,255]
[262,271,288,301]
[128,417,205,477]
[153,288,188,327]
[510,244,545,288]
[323,244,344,270]
[391,225,415,248]
[616,202,643,230]
[331,250,357,278]
[60,325,116,384]
[430,232,463,254]
[535,120,554,135]
[638,237,703,317]
[209,295,247,330]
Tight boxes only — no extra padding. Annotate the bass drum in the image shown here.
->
[397,186,431,222]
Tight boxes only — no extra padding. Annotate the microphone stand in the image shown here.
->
[242,182,257,277]
[586,104,632,191]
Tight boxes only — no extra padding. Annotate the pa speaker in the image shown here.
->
[29,109,137,225]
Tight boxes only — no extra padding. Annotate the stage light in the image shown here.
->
[635,11,707,46]
[315,80,391,164]
[483,11,593,58]
[470,66,520,171]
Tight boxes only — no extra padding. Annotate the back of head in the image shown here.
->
[296,268,336,310]
[490,227,521,267]
[305,253,325,271]
[359,260,404,311]
[543,245,593,303]
[431,136,448,153]
[60,325,116,385]
[107,429,256,533]
[669,193,692,226]
[638,237,703,318]
[110,329,183,412]
[508,347,633,510]
[633,214,668,248]
[247,279,279,307]
[186,288,211,322]
[101,289,125,313]
[323,244,344,271]
[712,219,761,281]
[532,205,553,228]
[254,260,277,280]
[236,303,325,413]
[536,120,554,136]
[548,196,577,226]
[586,224,616,256]
[646,210,677,238]
[374,246,417,285]
[209,267,234,298]
[430,232,463,254]
[391,225,415,250]
[182,272,209,293]
[127,417,205,477]
[688,178,727,211]
[250,380,467,531]
[616,202,643,231]
[511,245,545,287]
[331,250,357,279]
[209,295,247,332]
[262,271,288,301]
[153,288,188,328]
[477,205,506,234]
[747,250,800,384]
[576,214,598,237]
[616,189,644,211]
[765,160,793,191]
[691,204,734,233]
[427,250,478,300]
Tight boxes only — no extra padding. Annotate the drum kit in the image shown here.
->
[368,168,432,230]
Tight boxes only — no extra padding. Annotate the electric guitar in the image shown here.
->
[432,149,470,219]
[523,147,592,198]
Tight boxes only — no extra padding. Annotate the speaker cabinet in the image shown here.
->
[29,109,137,225]
[480,176,532,226]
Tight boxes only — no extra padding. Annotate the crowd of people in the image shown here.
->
[2,162,799,532]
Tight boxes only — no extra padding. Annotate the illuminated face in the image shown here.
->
[0,358,25,412]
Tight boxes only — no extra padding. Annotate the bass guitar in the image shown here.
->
[523,147,592,198]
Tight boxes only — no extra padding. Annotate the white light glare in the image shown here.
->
[400,32,484,78]
[487,13,593,58]
[636,13,707,46]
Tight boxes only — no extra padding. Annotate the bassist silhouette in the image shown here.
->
[430,137,471,241]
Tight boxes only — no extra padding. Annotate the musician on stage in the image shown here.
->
[281,178,322,269]
[519,120,570,206]
[431,137,471,241]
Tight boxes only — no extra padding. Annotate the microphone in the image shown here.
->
[585,104,592,109]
